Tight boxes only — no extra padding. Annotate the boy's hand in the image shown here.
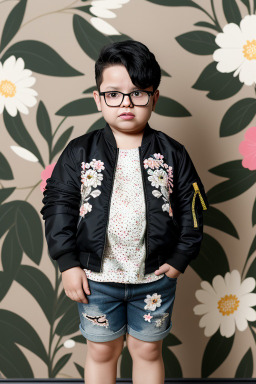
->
[155,263,181,279]
[61,266,91,304]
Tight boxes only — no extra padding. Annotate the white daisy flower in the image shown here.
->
[144,293,162,311]
[213,14,256,86]
[193,270,256,338]
[0,55,38,116]
[148,169,168,189]
[81,169,103,188]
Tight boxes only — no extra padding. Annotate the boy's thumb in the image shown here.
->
[83,278,91,295]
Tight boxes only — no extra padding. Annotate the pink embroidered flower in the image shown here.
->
[153,153,164,160]
[40,162,56,192]
[144,158,161,169]
[80,202,92,217]
[81,161,90,170]
[143,313,153,322]
[239,126,256,171]
[91,159,105,171]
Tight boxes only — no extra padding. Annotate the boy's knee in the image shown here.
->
[87,336,124,362]
[127,335,162,361]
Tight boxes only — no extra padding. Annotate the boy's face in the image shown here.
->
[93,65,159,135]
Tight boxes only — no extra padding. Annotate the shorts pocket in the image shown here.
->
[164,274,177,281]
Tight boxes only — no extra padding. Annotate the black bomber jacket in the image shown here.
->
[40,122,209,275]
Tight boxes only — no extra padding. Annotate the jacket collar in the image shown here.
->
[103,122,155,149]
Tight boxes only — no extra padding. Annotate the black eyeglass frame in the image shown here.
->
[99,90,155,107]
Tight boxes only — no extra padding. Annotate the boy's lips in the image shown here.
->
[119,112,135,120]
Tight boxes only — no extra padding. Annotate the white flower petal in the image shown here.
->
[14,57,25,73]
[5,98,17,116]
[17,93,37,107]
[240,14,256,41]
[14,99,29,114]
[90,17,120,35]
[90,6,116,18]
[91,0,122,8]
[3,55,16,71]
[240,293,256,307]
[193,303,209,315]
[213,48,244,72]
[242,307,256,321]
[10,145,39,162]
[234,311,248,332]
[215,22,244,48]
[238,59,256,85]
[16,76,36,88]
[219,314,236,337]
[64,339,76,348]
[240,277,256,295]
[212,274,227,296]
[17,87,38,96]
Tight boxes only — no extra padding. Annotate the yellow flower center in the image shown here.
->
[243,39,256,60]
[217,294,240,316]
[152,299,157,303]
[0,79,16,98]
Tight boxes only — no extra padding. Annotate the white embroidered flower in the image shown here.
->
[213,14,256,86]
[81,169,103,188]
[0,55,38,116]
[148,169,168,188]
[144,293,162,311]
[80,202,92,217]
[193,269,256,338]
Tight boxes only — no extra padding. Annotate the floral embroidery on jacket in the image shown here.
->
[143,153,174,216]
[79,159,105,217]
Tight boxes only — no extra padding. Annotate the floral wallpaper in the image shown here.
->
[0,0,256,379]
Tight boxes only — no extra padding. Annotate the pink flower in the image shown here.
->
[239,126,256,171]
[143,313,153,322]
[40,162,56,192]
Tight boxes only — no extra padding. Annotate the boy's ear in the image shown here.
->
[93,90,102,112]
[152,90,160,111]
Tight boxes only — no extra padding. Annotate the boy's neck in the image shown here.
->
[111,126,145,149]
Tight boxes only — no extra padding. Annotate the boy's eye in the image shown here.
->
[106,92,119,98]
[131,91,143,97]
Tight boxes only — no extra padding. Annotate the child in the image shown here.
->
[41,40,209,384]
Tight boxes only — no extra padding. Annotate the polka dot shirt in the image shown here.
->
[84,147,164,284]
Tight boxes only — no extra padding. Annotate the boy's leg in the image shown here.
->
[127,334,165,384]
[84,335,124,384]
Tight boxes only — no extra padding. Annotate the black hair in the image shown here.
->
[95,40,161,92]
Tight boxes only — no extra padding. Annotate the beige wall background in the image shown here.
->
[0,0,255,379]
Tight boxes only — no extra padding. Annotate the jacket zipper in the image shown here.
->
[100,147,119,272]
[139,147,149,264]
[192,182,207,228]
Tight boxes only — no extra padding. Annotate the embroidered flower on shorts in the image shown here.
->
[155,313,169,328]
[143,153,174,216]
[79,159,105,217]
[144,293,162,311]
[143,313,153,322]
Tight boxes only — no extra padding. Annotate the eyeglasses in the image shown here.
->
[99,90,155,107]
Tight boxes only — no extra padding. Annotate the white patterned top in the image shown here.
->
[84,147,164,284]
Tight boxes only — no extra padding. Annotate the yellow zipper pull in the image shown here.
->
[192,182,208,228]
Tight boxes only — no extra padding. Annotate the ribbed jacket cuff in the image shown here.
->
[55,252,81,273]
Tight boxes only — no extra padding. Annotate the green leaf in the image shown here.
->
[207,161,256,203]
[176,31,218,55]
[246,256,256,291]
[202,330,234,377]
[15,200,43,264]
[243,235,256,277]
[74,362,85,378]
[220,98,256,137]
[223,0,242,24]
[72,335,87,344]
[146,0,202,8]
[0,152,14,180]
[52,353,72,377]
[2,226,22,273]
[55,289,72,319]
[1,40,83,76]
[36,101,52,147]
[235,348,253,378]
[73,14,113,61]
[240,0,251,13]
[203,206,239,238]
[154,95,191,117]
[0,0,27,53]
[163,347,183,378]
[194,21,219,32]
[15,265,55,323]
[0,187,15,204]
[55,301,80,336]
[88,117,105,132]
[0,342,34,378]
[0,309,48,364]
[190,233,230,283]
[0,201,17,238]
[192,62,243,100]
[3,109,45,167]
[55,98,98,116]
[51,127,73,161]
[74,5,91,15]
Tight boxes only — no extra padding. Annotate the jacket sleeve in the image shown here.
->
[165,145,209,273]
[40,141,82,273]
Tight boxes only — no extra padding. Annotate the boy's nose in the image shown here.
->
[121,95,133,107]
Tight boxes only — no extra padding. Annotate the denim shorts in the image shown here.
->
[77,274,177,343]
